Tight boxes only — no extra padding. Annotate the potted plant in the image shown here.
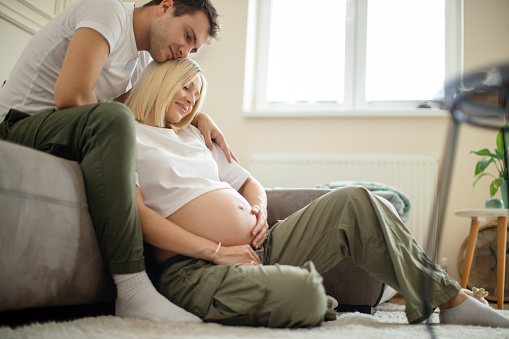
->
[471,124,509,207]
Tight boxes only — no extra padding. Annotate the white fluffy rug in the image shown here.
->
[1,303,509,339]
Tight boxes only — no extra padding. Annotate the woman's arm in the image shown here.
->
[192,112,238,164]
[238,176,269,249]
[136,187,260,265]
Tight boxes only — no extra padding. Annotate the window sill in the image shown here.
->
[242,108,450,119]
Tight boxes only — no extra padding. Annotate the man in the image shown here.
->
[0,0,228,322]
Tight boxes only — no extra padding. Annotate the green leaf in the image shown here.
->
[496,125,509,181]
[472,125,509,193]
[496,125,509,157]
[474,157,494,175]
[471,148,499,158]
[490,177,504,197]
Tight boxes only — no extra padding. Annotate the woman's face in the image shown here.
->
[165,74,202,124]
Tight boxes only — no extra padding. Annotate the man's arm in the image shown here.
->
[54,28,110,109]
[237,176,269,250]
[136,187,260,265]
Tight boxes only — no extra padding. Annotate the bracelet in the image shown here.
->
[211,242,221,261]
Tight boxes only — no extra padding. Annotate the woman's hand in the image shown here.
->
[213,244,260,265]
[250,205,269,250]
[193,112,238,163]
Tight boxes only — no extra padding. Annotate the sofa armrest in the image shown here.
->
[0,140,114,312]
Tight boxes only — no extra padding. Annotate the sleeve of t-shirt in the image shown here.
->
[73,0,127,53]
[130,51,153,88]
[210,141,251,191]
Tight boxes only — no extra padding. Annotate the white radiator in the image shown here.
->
[248,153,438,247]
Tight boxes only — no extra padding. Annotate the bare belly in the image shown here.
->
[154,188,257,264]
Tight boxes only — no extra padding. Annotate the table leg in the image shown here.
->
[497,216,507,310]
[461,217,480,288]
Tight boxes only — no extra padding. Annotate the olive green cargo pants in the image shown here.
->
[0,103,145,274]
[157,186,461,328]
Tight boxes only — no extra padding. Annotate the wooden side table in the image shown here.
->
[454,208,508,309]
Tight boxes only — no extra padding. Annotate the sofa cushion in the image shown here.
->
[0,140,114,312]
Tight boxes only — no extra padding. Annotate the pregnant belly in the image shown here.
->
[168,188,257,246]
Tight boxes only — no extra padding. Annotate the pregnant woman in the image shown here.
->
[126,58,509,329]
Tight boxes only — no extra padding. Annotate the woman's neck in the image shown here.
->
[136,117,173,130]
[137,115,157,128]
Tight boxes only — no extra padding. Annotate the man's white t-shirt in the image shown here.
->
[135,123,251,218]
[0,0,151,119]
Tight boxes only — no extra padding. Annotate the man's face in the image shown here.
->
[148,6,210,62]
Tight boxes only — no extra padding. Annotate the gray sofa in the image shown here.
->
[0,140,395,322]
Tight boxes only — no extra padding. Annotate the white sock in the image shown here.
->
[113,272,201,323]
[439,296,509,328]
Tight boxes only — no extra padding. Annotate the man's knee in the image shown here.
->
[92,102,134,130]
[83,102,136,149]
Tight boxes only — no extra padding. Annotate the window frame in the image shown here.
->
[243,0,462,118]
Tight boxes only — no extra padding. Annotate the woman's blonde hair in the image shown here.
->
[125,58,206,132]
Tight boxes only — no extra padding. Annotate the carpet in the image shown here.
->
[1,303,508,339]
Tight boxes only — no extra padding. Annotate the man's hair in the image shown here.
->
[143,0,220,41]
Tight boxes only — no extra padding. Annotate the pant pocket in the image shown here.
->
[0,109,31,139]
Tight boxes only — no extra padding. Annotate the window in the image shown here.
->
[243,0,461,117]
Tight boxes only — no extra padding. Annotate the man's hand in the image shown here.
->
[193,112,238,163]
[212,244,260,265]
[250,205,269,250]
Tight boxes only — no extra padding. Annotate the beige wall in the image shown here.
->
[2,0,509,283]
[448,0,509,282]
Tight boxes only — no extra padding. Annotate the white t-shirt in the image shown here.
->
[135,122,251,218]
[0,0,151,119]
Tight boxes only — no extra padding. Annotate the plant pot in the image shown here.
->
[501,180,509,209]
[485,198,504,209]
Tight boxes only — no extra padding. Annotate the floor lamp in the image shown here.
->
[423,63,509,337]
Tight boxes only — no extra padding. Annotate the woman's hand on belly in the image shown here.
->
[249,204,269,249]
[213,244,261,265]
[152,241,261,266]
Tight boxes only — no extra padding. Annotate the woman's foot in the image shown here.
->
[114,271,201,323]
[439,291,509,328]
